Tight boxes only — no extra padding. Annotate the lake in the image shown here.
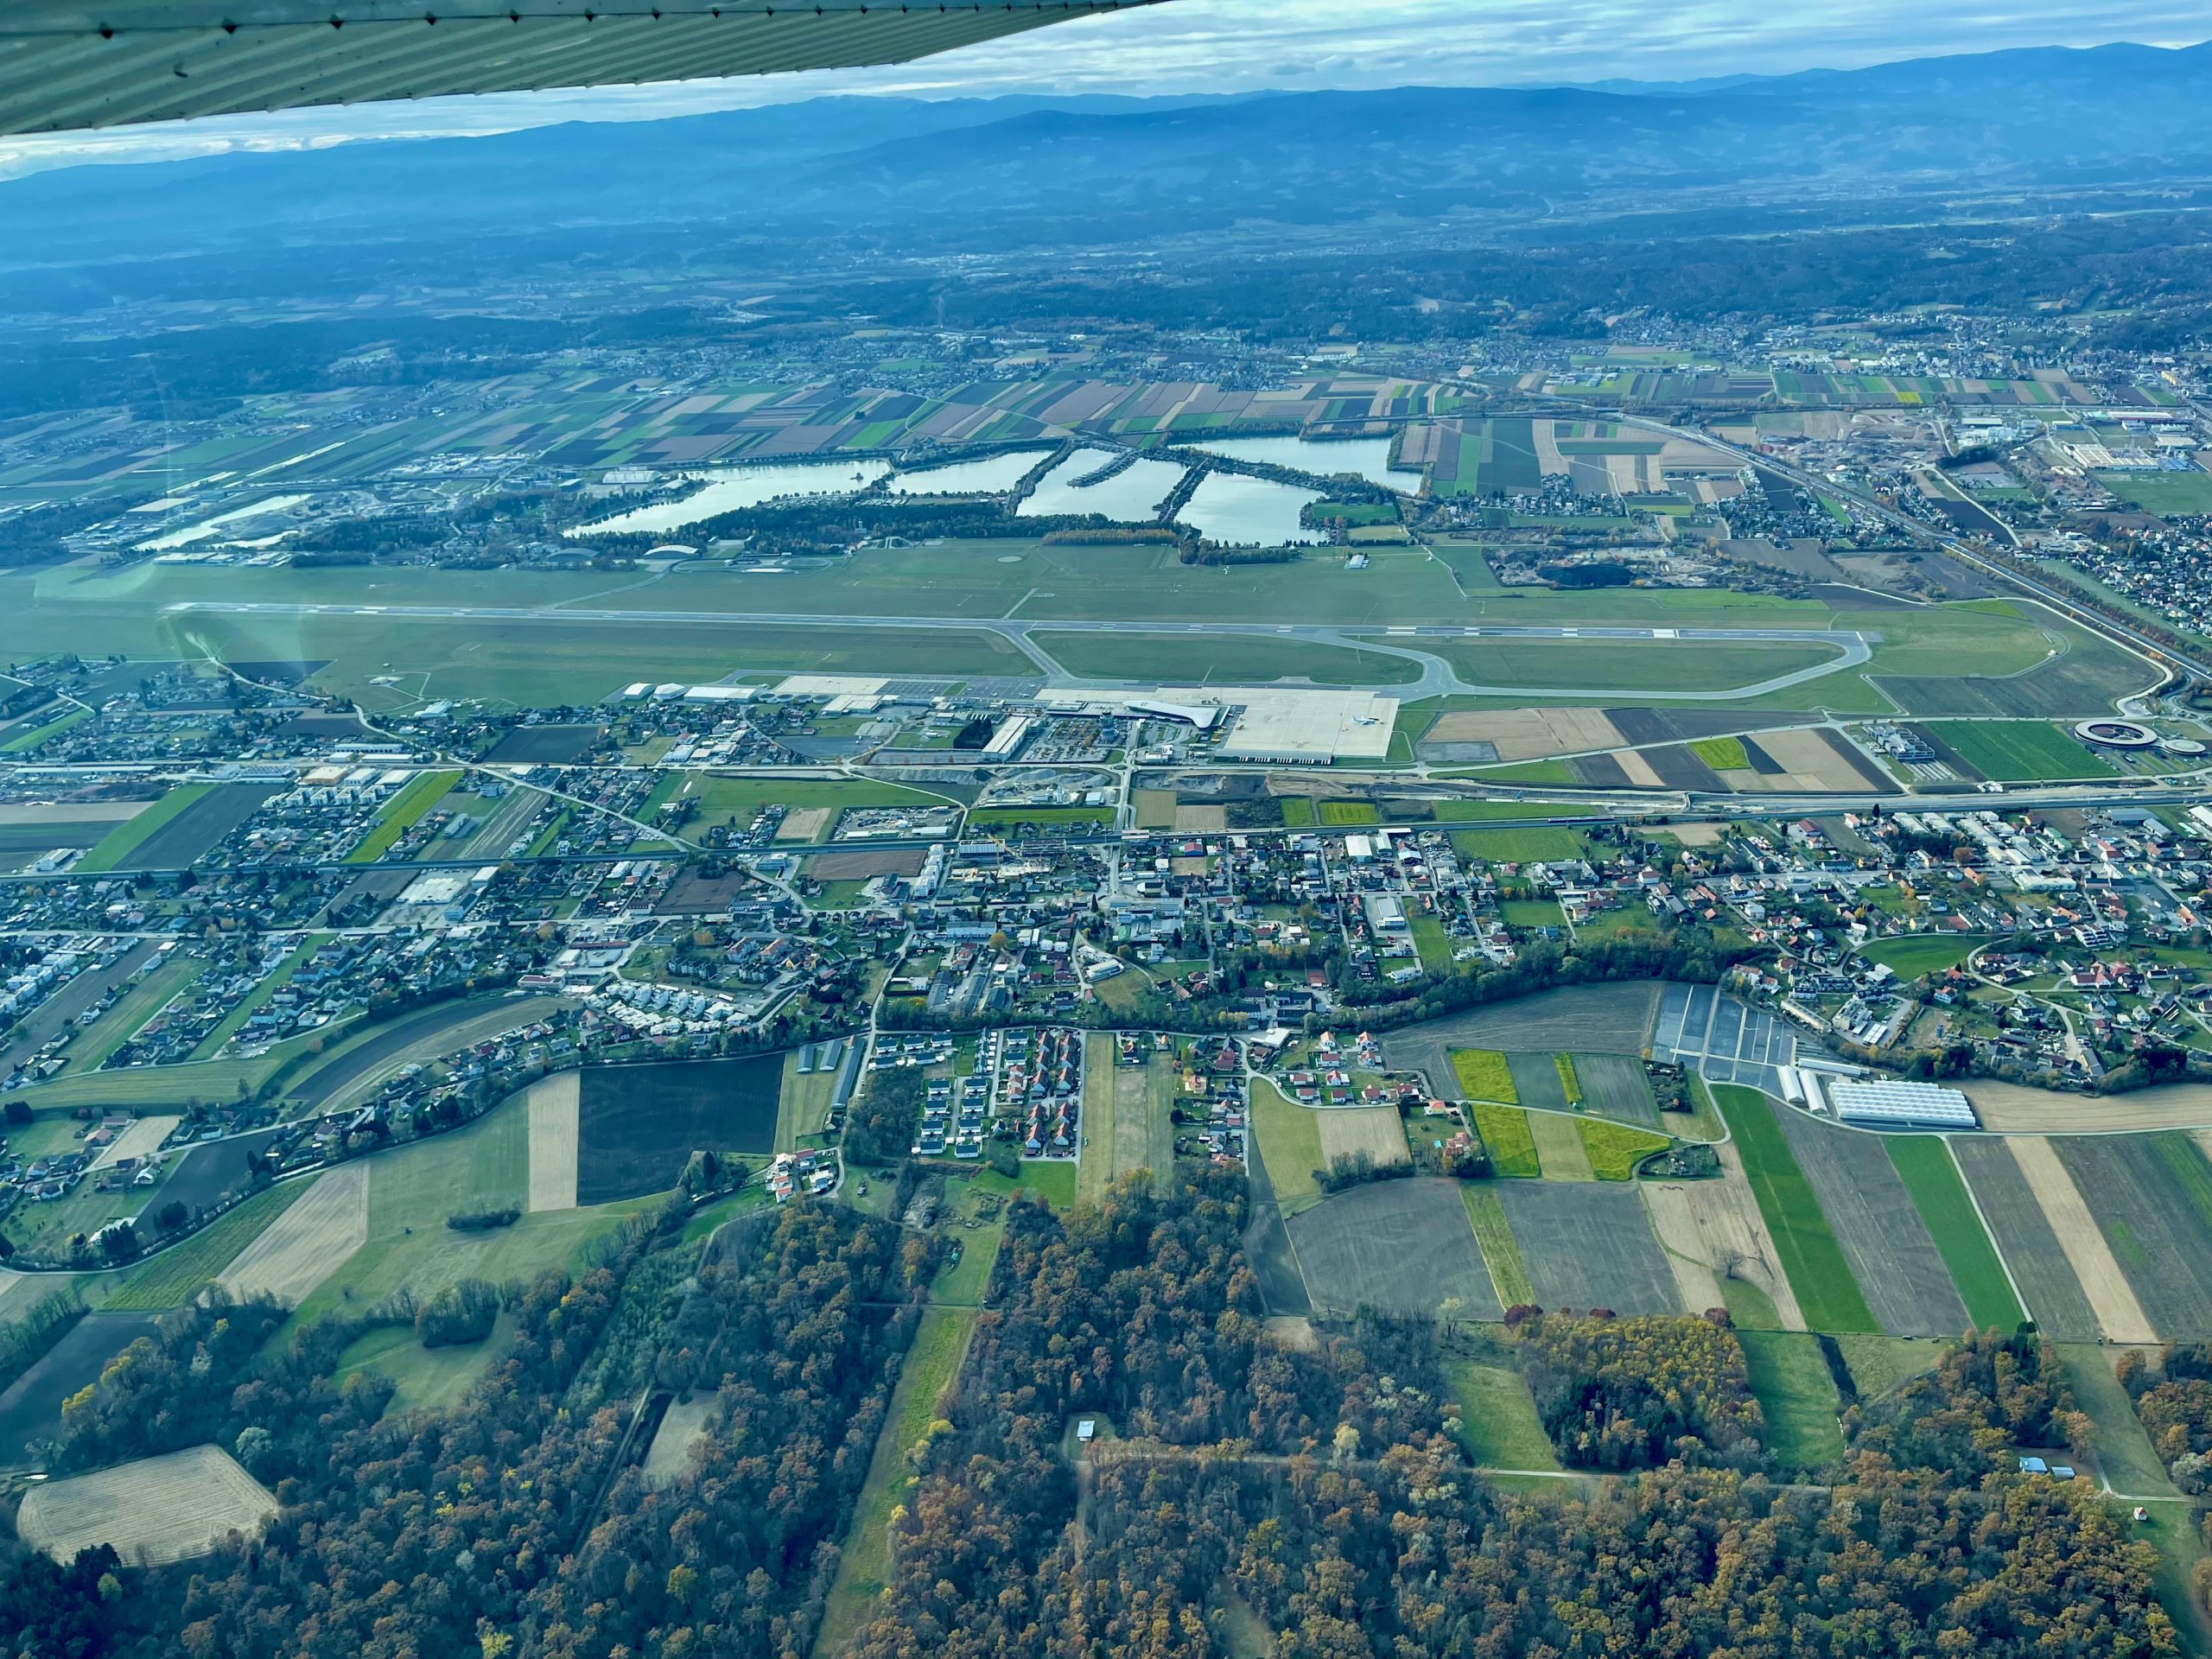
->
[1188,435,1420,490]
[886,450,1052,495]
[1018,448,1190,522]
[567,460,891,537]
[1175,472,1325,547]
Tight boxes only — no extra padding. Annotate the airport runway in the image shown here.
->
[164,601,1872,702]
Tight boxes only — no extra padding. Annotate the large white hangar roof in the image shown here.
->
[0,0,1166,136]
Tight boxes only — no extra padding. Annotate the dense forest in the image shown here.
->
[0,1173,2181,1658]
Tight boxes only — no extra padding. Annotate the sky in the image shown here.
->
[0,0,2204,178]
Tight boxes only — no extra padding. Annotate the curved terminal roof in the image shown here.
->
[0,0,1165,135]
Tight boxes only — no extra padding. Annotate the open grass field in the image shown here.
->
[334,1313,514,1416]
[101,1179,311,1312]
[1429,638,1847,693]
[73,784,213,874]
[1884,1136,2026,1332]
[1922,721,2116,783]
[2096,472,2212,517]
[16,1443,277,1565]
[1461,1184,1535,1307]
[1576,1118,1670,1181]
[1249,1079,1326,1213]
[1449,825,1591,863]
[1858,932,1989,980]
[1410,912,1458,976]
[1078,1037,1120,1205]
[1470,1102,1541,1179]
[1496,1180,1680,1315]
[575,1055,782,1205]
[1831,1334,1941,1402]
[816,1304,980,1653]
[1710,1086,1878,1334]
[1444,1360,1560,1470]
[1768,1102,1967,1339]
[1736,1330,1846,1470]
[1450,1049,1516,1103]
[1032,631,1422,687]
[976,1160,1079,1211]
[346,771,460,862]
[2055,1344,2177,1498]
[1285,1178,1502,1320]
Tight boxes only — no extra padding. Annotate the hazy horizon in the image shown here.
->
[0,1,2204,181]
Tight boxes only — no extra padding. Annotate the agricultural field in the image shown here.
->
[643,773,944,842]
[526,1071,582,1212]
[2095,472,2212,516]
[1711,1086,1878,1333]
[1766,1103,1968,1338]
[1448,825,1591,863]
[1883,1137,2026,1331]
[2056,1134,2212,1338]
[1388,983,1662,1090]
[1921,721,2117,783]
[1460,1185,1535,1307]
[1450,1049,1517,1103]
[1315,1105,1411,1171]
[1506,1052,1572,1114]
[1575,1119,1671,1181]
[1947,1136,2102,1342]
[1284,1178,1501,1320]
[72,785,213,874]
[102,1179,310,1312]
[1525,1109,1594,1180]
[575,1055,783,1205]
[15,1443,277,1566]
[1494,1181,1679,1315]
[1470,1102,1541,1179]
[1572,1052,1662,1127]
[346,771,461,862]
[215,1163,372,1308]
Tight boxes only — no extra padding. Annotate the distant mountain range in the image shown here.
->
[4,41,2210,263]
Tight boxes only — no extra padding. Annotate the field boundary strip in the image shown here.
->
[1884,1135,2028,1332]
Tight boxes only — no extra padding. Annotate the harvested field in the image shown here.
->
[16,1444,276,1566]
[2056,1135,2212,1340]
[1423,706,1625,760]
[1316,1106,1410,1169]
[1741,728,1894,793]
[1173,804,1227,833]
[2005,1136,2157,1343]
[1640,1183,1726,1315]
[215,1163,369,1307]
[1950,1136,2101,1342]
[1693,1146,1804,1325]
[1768,1107,1967,1338]
[87,1115,180,1173]
[1497,1181,1679,1315]
[1386,982,1662,1090]
[1525,1110,1594,1180]
[526,1071,582,1212]
[1967,1081,2212,1133]
[1506,1052,1571,1114]
[643,1397,716,1488]
[1573,1052,1660,1128]
[0,1312,162,1465]
[1614,750,1667,788]
[1286,1179,1501,1320]
[1112,1054,1174,1193]
[576,1054,782,1205]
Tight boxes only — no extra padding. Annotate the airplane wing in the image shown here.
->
[0,0,1164,136]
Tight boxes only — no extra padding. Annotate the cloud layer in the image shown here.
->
[1,0,2204,177]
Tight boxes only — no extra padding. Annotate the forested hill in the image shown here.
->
[3,41,2211,260]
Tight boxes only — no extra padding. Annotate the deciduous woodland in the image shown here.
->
[4,1169,2174,1659]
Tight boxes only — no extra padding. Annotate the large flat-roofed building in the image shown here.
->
[1215,690,1401,765]
[1822,1078,1978,1130]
